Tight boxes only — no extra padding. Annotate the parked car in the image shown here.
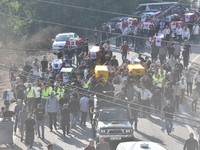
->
[52,32,79,53]
[93,106,134,142]
[116,141,166,150]
[133,2,177,16]
[109,17,131,32]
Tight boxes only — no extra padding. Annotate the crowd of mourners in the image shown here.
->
[1,4,200,150]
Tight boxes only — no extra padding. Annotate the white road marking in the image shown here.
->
[189,55,200,67]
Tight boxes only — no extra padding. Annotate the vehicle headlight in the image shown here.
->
[125,129,132,133]
[53,45,58,47]
[100,129,106,133]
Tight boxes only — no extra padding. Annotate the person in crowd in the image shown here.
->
[115,24,122,47]
[3,88,13,107]
[172,82,181,111]
[84,140,96,150]
[34,104,45,139]
[47,143,54,150]
[120,41,129,63]
[134,83,152,117]
[26,83,36,113]
[183,133,198,150]
[192,23,199,44]
[162,100,175,135]
[19,106,29,142]
[182,27,190,40]
[16,80,26,104]
[96,137,110,150]
[128,98,139,131]
[45,92,59,132]
[185,68,194,96]
[40,56,48,72]
[80,94,89,127]
[23,113,37,150]
[93,27,99,43]
[175,24,183,43]
[69,95,80,128]
[179,77,187,104]
[60,103,70,136]
[191,88,199,113]
[152,83,162,112]
[14,99,24,134]
[100,23,109,42]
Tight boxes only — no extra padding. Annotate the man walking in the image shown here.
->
[45,92,59,132]
[120,41,129,63]
[162,100,175,135]
[26,83,36,113]
[23,113,37,150]
[69,95,80,128]
[60,103,70,136]
[80,95,89,127]
[34,104,45,139]
[14,99,24,134]
[183,133,198,150]
[96,137,110,150]
[19,106,29,142]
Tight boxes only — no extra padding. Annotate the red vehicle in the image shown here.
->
[153,33,165,47]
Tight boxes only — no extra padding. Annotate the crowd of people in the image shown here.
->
[0,5,200,150]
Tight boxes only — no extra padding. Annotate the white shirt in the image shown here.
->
[24,82,31,88]
[80,97,89,112]
[123,27,130,35]
[195,73,200,82]
[164,28,171,35]
[134,86,152,100]
[192,25,199,35]
[84,69,89,79]
[179,80,187,90]
[176,27,183,35]
[34,71,42,76]
[113,84,122,95]
[5,90,13,100]
[103,43,111,51]
[107,24,111,33]
[32,86,41,98]
[182,30,190,39]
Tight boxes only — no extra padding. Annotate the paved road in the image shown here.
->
[3,40,200,150]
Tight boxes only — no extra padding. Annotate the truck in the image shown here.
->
[93,106,134,143]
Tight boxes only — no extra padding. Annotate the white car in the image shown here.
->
[52,32,79,53]
[116,141,166,150]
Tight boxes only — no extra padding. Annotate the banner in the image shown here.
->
[156,37,162,47]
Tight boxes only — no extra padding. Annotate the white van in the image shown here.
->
[116,141,166,150]
[134,2,177,16]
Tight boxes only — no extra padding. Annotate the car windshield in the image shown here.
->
[99,109,129,121]
[55,34,73,41]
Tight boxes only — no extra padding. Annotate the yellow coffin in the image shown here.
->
[95,65,109,82]
[128,64,145,75]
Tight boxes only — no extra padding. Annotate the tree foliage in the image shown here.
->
[0,0,190,45]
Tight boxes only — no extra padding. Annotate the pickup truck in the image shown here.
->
[93,106,134,142]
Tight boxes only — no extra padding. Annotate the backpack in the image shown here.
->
[3,90,7,99]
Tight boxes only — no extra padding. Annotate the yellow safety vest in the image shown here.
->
[156,78,163,87]
[41,89,49,99]
[54,91,60,99]
[26,88,34,98]
[83,83,89,88]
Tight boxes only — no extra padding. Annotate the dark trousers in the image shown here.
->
[187,82,192,95]
[153,97,161,111]
[116,37,121,47]
[180,89,185,103]
[89,112,93,124]
[61,119,70,135]
[174,95,180,110]
[132,113,138,130]
[159,55,166,65]
[192,99,197,113]
[141,100,151,113]
[151,53,158,62]
[25,131,34,148]
[4,100,10,107]
[48,112,57,131]
[14,115,18,133]
[80,111,87,126]
[35,98,41,109]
